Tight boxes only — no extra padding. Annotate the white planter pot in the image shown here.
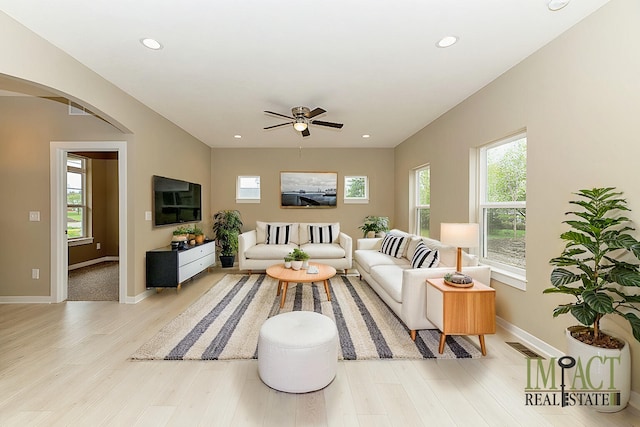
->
[291,261,303,271]
[284,261,291,268]
[302,260,309,269]
[565,328,630,412]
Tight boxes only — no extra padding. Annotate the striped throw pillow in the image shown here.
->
[266,224,291,244]
[379,233,408,259]
[309,225,335,243]
[410,241,439,268]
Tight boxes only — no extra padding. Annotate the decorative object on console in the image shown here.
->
[440,223,479,286]
[358,215,389,238]
[212,210,243,268]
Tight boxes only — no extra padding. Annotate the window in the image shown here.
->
[415,165,430,237]
[67,154,92,243]
[478,133,526,278]
[236,176,260,203]
[344,176,368,204]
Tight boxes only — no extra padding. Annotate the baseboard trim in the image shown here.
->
[69,256,119,271]
[496,316,639,411]
[0,296,54,304]
[127,288,155,304]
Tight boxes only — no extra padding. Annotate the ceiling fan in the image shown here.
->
[264,106,343,137]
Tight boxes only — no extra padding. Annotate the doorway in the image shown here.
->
[50,141,128,303]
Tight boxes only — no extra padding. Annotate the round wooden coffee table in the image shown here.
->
[266,262,337,308]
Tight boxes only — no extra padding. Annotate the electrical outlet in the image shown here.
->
[97,243,101,250]
[29,211,40,222]
[32,269,40,279]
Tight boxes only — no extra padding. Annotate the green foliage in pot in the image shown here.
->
[358,215,389,237]
[290,248,310,261]
[192,226,204,236]
[212,210,243,256]
[544,188,640,348]
[173,225,191,236]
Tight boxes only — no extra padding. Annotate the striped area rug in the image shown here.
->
[131,274,482,360]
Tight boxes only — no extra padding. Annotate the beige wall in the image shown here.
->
[0,97,125,296]
[395,0,640,393]
[0,12,211,298]
[211,148,395,242]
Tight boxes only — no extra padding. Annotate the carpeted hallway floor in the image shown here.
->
[67,261,119,301]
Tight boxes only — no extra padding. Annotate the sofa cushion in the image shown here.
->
[300,243,346,259]
[354,249,410,273]
[410,241,440,268]
[421,237,477,268]
[257,221,299,245]
[266,224,293,245]
[380,233,409,259]
[245,243,298,260]
[370,265,408,303]
[299,223,340,244]
[308,224,338,244]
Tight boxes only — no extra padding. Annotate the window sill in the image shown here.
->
[236,199,260,204]
[489,266,527,291]
[68,237,94,247]
[344,199,369,204]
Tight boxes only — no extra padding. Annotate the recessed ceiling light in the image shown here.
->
[141,38,162,50]
[436,36,458,48]
[362,134,370,139]
[234,135,242,139]
[548,0,570,11]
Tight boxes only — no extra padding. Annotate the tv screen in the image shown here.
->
[153,175,202,227]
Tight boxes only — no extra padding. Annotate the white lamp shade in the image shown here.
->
[440,223,479,248]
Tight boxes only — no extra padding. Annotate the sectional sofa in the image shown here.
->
[354,229,491,340]
[238,221,352,273]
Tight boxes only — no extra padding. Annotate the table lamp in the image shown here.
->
[440,223,479,286]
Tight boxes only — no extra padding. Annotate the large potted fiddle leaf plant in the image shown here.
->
[212,209,243,268]
[544,187,640,412]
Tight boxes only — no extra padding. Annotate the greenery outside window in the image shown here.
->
[67,154,92,245]
[344,176,368,204]
[478,133,527,282]
[415,165,430,237]
[236,176,260,203]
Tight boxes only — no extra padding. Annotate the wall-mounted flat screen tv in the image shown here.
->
[153,175,202,227]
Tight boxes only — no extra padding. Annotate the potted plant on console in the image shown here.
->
[358,215,389,238]
[544,187,640,412]
[193,226,206,244]
[212,210,243,268]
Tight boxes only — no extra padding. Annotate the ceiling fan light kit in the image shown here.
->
[264,106,343,137]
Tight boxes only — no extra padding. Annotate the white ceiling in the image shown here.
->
[0,0,610,148]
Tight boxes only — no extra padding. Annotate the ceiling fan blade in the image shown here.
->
[311,120,344,129]
[264,110,294,120]
[305,107,326,119]
[264,122,291,130]
[302,128,311,137]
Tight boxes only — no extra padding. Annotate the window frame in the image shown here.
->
[236,175,261,203]
[478,132,527,289]
[414,165,430,237]
[343,175,369,204]
[66,154,93,246]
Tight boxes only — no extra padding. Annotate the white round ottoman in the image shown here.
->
[258,311,338,393]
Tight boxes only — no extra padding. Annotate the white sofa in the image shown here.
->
[239,221,352,273]
[354,229,491,340]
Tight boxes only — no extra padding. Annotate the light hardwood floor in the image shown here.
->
[1,269,639,427]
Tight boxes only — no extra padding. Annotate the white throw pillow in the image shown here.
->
[308,224,337,244]
[266,224,293,245]
[379,233,408,259]
[256,221,298,244]
[410,241,439,268]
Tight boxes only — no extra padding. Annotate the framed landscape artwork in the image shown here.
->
[280,171,337,208]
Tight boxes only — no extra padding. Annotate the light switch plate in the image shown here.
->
[145,211,152,221]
